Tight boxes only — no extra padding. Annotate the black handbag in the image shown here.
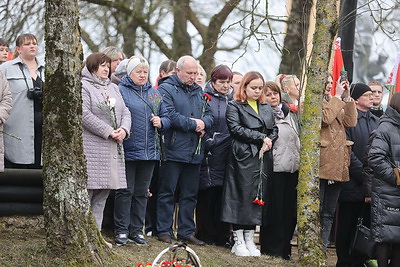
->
[350,216,376,258]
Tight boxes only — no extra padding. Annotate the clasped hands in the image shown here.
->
[261,137,272,152]
[190,118,205,138]
[110,128,126,143]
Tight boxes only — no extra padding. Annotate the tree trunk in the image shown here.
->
[279,0,313,77]
[297,0,338,265]
[172,0,192,58]
[43,0,110,264]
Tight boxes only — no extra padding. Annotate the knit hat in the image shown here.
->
[350,83,372,100]
[126,56,149,75]
[115,59,128,76]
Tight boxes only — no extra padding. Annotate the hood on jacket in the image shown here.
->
[380,105,400,127]
[119,75,152,92]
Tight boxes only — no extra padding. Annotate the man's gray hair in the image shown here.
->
[176,55,195,69]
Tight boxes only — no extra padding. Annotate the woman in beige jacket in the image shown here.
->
[319,75,357,250]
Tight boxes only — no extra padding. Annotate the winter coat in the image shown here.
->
[271,103,300,173]
[340,109,379,202]
[118,75,170,161]
[368,106,400,243]
[319,96,357,182]
[158,74,213,164]
[221,100,279,226]
[81,67,131,190]
[0,57,44,164]
[199,82,232,189]
[0,71,12,171]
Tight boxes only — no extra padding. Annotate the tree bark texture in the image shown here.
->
[43,0,109,264]
[279,0,313,77]
[297,0,338,265]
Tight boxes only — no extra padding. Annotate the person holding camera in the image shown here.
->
[319,75,357,251]
[0,33,44,169]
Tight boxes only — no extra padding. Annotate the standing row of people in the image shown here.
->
[2,33,399,265]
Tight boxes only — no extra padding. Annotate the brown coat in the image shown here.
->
[319,96,357,182]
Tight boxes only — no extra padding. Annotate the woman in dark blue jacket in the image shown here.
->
[196,65,233,246]
[113,56,170,246]
[368,92,400,267]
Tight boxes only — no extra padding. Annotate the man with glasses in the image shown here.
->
[368,80,384,117]
[336,83,379,267]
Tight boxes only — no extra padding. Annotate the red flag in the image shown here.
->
[386,53,400,99]
[331,37,345,96]
[7,51,12,61]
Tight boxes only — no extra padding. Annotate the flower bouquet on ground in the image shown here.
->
[140,242,201,267]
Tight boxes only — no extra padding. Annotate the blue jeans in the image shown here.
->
[319,179,341,249]
[156,161,200,238]
[114,161,155,236]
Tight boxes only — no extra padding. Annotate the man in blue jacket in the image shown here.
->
[156,55,213,245]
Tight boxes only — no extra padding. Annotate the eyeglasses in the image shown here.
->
[361,93,373,98]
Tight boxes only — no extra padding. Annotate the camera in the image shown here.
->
[27,87,43,100]
[340,70,348,82]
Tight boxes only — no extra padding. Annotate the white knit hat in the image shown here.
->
[126,56,149,75]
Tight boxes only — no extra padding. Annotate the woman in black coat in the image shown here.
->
[221,71,278,257]
[368,92,400,267]
[196,65,233,246]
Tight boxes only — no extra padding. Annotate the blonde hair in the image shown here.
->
[275,74,298,93]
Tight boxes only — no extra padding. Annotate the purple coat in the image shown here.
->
[82,67,131,189]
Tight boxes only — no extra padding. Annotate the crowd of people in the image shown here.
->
[1,33,400,266]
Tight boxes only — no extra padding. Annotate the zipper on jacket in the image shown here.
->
[142,86,149,161]
[206,156,212,187]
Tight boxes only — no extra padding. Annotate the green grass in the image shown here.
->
[0,216,337,266]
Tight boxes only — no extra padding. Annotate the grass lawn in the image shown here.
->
[0,216,337,266]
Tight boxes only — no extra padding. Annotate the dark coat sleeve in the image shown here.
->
[369,127,398,186]
[363,131,377,197]
[347,129,364,184]
[159,86,197,132]
[158,99,171,132]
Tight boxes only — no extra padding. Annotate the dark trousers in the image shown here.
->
[196,186,230,245]
[376,243,400,267]
[320,180,341,249]
[336,201,370,267]
[145,163,159,235]
[260,171,298,260]
[156,161,200,238]
[114,160,155,236]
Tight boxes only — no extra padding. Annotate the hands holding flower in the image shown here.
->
[110,127,127,143]
[150,113,162,128]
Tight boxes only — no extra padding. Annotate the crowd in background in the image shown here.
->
[0,33,400,266]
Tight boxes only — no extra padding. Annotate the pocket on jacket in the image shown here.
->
[7,77,27,94]
[166,130,177,148]
[232,141,252,162]
[344,140,354,167]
